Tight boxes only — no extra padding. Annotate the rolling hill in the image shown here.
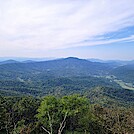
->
[0,60,19,65]
[0,57,113,79]
[0,57,134,107]
[111,64,134,84]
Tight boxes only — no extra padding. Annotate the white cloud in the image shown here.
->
[0,0,134,54]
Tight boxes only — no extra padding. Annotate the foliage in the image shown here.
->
[36,95,91,134]
[0,58,134,133]
[0,94,134,134]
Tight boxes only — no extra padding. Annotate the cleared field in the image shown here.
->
[114,80,134,90]
[103,75,134,90]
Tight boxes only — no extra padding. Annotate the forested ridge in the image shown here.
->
[0,57,134,133]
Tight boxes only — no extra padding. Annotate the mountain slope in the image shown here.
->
[0,57,113,80]
[111,64,134,84]
[0,60,19,65]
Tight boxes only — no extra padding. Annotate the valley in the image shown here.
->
[0,57,134,105]
[0,57,134,134]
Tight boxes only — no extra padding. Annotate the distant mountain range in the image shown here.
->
[0,57,134,64]
[88,58,134,65]
[0,57,133,105]
[0,57,133,83]
[0,57,55,62]
[0,59,20,65]
[0,57,114,78]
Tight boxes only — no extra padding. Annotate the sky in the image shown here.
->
[0,0,134,60]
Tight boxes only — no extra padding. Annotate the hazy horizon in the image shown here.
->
[0,0,134,60]
[0,56,133,62]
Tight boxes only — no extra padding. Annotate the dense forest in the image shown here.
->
[0,95,134,134]
[0,57,134,134]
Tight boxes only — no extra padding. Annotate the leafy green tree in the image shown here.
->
[0,96,40,134]
[93,105,134,134]
[0,96,21,134]
[0,95,7,133]
[61,95,90,133]
[12,97,40,134]
[36,95,90,134]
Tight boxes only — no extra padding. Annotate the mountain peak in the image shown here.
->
[0,59,19,65]
[65,57,80,60]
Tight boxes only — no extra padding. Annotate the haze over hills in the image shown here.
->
[0,57,134,101]
[88,58,134,66]
[0,60,20,65]
[1,57,134,66]
[0,57,134,79]
[0,57,115,77]
[0,57,56,62]
[0,0,134,133]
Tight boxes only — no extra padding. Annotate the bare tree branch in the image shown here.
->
[58,112,68,134]
[60,121,66,133]
[41,126,51,134]
[47,112,53,134]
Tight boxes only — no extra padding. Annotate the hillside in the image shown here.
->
[0,57,134,134]
[0,60,19,65]
[0,76,120,96]
[111,64,134,84]
[0,57,134,106]
[0,57,114,80]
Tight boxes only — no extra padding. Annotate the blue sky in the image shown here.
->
[0,0,134,60]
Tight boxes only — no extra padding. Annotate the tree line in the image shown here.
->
[0,94,134,134]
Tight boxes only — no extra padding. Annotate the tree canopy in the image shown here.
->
[36,95,91,134]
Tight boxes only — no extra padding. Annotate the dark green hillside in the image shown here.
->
[0,57,133,107]
[0,76,120,97]
[0,58,134,134]
[0,57,113,79]
[111,64,134,83]
[86,86,134,107]
[0,76,134,108]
